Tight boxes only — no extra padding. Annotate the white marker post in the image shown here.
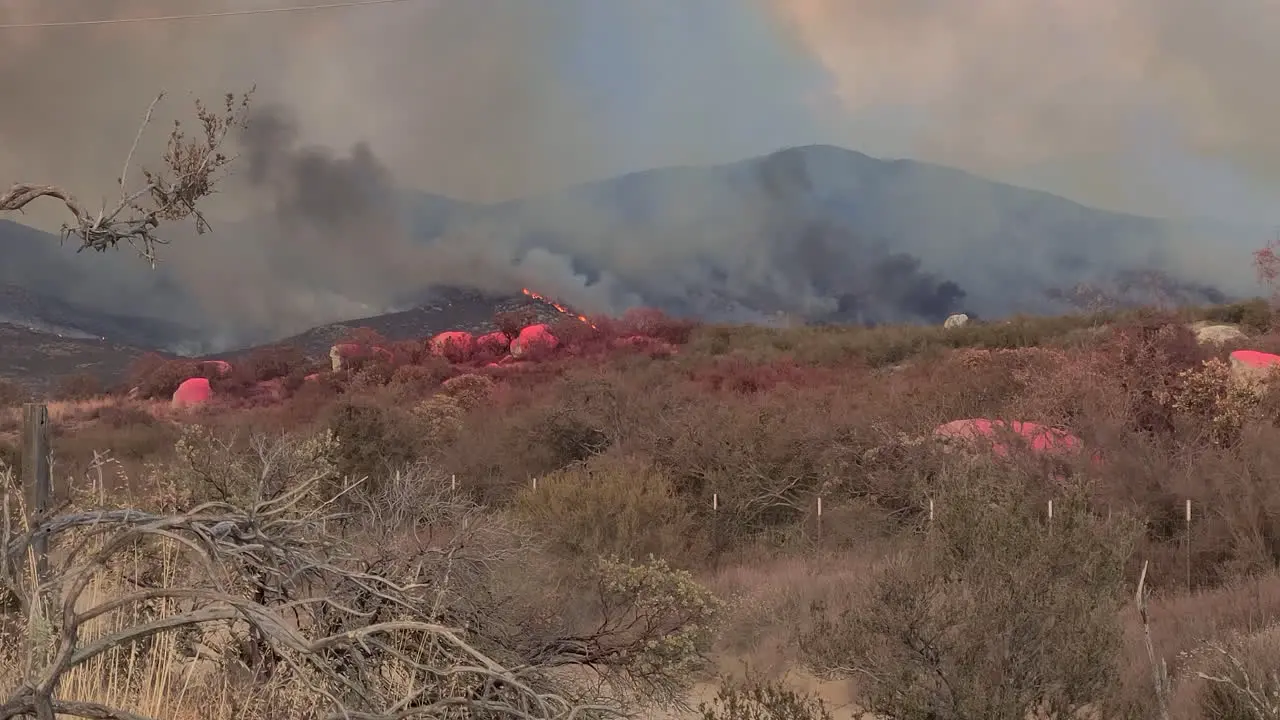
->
[1186,499,1193,592]
[816,496,823,547]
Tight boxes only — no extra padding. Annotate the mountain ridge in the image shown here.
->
[0,143,1260,356]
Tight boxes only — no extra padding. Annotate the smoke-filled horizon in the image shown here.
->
[0,1,1274,349]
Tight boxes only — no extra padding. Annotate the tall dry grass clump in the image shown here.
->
[0,428,725,719]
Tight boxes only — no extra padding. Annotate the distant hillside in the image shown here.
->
[0,219,203,349]
[209,287,570,361]
[441,144,1253,325]
[0,145,1261,354]
[0,323,161,395]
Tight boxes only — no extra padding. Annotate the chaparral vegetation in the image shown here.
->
[6,83,1280,720]
[5,294,1280,719]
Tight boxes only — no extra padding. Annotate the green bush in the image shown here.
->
[512,452,707,566]
[698,677,833,720]
[801,462,1141,720]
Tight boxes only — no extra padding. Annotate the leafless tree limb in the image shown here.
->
[0,87,254,267]
[0,474,606,718]
[0,434,714,719]
[1135,559,1172,720]
[1196,641,1280,719]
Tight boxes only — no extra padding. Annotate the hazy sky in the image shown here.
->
[2,0,1278,348]
[1,0,1276,227]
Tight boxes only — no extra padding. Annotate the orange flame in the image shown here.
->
[522,288,597,328]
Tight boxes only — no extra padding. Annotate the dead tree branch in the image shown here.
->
[1196,642,1280,719]
[1135,560,1172,720]
[0,470,613,719]
[0,87,254,267]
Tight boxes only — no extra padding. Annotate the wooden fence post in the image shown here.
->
[22,403,51,582]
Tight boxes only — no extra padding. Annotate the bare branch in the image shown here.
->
[1135,560,1172,720]
[0,432,716,719]
[0,87,254,267]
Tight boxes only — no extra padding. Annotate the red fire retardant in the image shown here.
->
[476,331,510,355]
[510,324,558,359]
[172,377,212,406]
[934,418,1084,458]
[335,344,393,364]
[1230,350,1280,369]
[198,360,233,377]
[430,331,475,362]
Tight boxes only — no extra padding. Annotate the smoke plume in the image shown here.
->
[0,1,1273,349]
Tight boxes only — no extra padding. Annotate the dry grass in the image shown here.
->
[4,304,1280,717]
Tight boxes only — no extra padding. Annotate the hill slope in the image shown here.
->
[442,144,1249,324]
[0,145,1259,353]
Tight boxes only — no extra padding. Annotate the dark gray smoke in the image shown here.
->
[0,2,1268,351]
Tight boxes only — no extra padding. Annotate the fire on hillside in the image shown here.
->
[521,288,596,328]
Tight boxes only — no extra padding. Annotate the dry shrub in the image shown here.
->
[689,354,830,394]
[0,441,17,476]
[0,379,28,407]
[440,372,495,410]
[697,676,833,720]
[53,372,102,401]
[0,439,725,718]
[491,309,533,338]
[512,452,707,567]
[333,325,386,346]
[1201,299,1273,334]
[235,345,309,383]
[411,394,465,453]
[1172,358,1261,447]
[326,397,423,480]
[1100,314,1209,436]
[91,404,158,429]
[56,417,179,473]
[132,359,203,400]
[802,463,1141,720]
[385,337,427,365]
[617,307,697,345]
[149,424,338,508]
[1110,573,1280,717]
[388,357,453,398]
[348,360,394,391]
[708,546,889,676]
[1192,633,1280,720]
[547,317,605,353]
[641,383,877,550]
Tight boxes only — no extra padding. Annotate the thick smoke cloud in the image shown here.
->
[0,1,1272,350]
[768,1,1280,230]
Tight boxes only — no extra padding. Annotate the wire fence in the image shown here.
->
[453,472,1204,593]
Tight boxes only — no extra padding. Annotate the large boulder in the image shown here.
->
[475,331,510,356]
[330,343,360,372]
[429,331,476,362]
[172,377,212,407]
[197,359,233,377]
[510,324,558,359]
[944,313,970,329]
[1229,350,1280,387]
[1190,322,1247,345]
[933,418,1085,458]
[330,343,393,372]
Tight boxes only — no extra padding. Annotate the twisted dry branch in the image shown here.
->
[0,87,253,267]
[0,476,613,720]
